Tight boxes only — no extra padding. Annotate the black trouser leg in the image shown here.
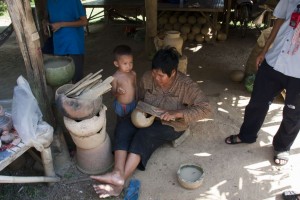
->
[239,60,284,142]
[70,54,84,83]
[273,77,300,152]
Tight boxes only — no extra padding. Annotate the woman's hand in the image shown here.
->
[160,111,183,121]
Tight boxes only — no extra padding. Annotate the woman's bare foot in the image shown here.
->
[93,183,124,198]
[90,171,124,186]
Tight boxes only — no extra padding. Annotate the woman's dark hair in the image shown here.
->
[113,45,132,60]
[152,46,179,77]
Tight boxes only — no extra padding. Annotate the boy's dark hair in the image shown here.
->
[113,45,132,60]
[152,46,179,77]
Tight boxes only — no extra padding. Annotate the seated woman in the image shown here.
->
[90,47,212,198]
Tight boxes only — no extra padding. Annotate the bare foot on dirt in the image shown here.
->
[90,171,124,186]
[93,183,124,198]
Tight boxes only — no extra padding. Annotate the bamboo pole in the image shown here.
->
[0,175,60,183]
[41,147,56,178]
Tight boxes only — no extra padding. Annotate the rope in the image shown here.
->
[0,23,13,47]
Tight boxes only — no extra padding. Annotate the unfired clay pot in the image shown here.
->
[164,31,184,55]
[67,120,107,150]
[63,106,106,137]
[55,84,102,120]
[178,55,188,74]
[76,134,114,175]
[177,163,204,190]
[44,56,75,87]
[131,109,155,128]
[230,70,245,82]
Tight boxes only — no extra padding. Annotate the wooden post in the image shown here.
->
[145,0,157,56]
[5,0,74,175]
[225,0,232,36]
[34,0,46,45]
[4,0,54,126]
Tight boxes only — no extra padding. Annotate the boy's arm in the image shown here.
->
[111,78,118,97]
[133,72,138,101]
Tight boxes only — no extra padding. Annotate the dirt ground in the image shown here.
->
[1,21,300,200]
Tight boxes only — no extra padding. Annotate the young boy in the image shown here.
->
[111,45,137,117]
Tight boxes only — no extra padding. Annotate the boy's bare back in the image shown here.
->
[112,70,136,105]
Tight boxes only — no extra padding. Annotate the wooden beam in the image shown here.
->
[145,0,157,56]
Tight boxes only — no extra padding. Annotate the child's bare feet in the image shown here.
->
[90,171,124,186]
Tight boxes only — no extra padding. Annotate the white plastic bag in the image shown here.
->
[12,76,43,144]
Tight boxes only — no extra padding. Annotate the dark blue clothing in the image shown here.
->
[113,99,137,117]
[113,117,183,170]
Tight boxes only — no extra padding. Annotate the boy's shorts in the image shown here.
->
[113,99,137,117]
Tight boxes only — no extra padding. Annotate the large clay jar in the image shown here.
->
[76,134,114,174]
[55,84,102,120]
[163,30,184,55]
[44,55,75,87]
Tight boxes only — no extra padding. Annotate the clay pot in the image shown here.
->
[178,55,188,74]
[44,55,75,87]
[68,124,106,150]
[164,31,183,55]
[0,106,13,132]
[177,163,204,190]
[76,134,114,174]
[64,112,107,150]
[131,109,155,128]
[63,105,107,137]
[230,70,245,82]
[55,84,102,120]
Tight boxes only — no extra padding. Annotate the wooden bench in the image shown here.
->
[0,123,60,184]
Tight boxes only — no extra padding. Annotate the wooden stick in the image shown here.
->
[64,73,93,95]
[64,69,103,96]
[63,177,91,184]
[0,175,60,183]
[86,69,103,81]
[66,75,102,97]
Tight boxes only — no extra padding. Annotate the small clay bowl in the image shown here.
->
[55,84,102,120]
[177,163,204,190]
